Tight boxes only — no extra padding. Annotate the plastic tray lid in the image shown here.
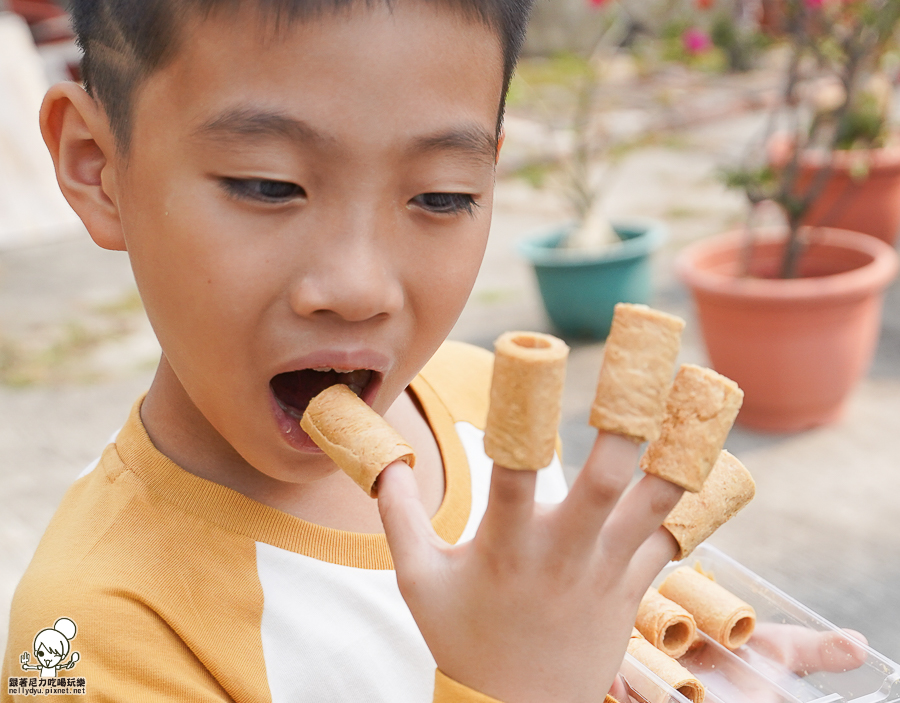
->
[653,544,900,703]
[622,635,802,703]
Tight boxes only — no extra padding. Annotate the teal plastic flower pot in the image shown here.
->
[518,219,667,339]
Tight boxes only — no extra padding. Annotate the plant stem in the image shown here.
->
[780,223,806,279]
[739,203,759,277]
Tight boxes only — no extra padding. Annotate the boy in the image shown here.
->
[3,0,689,700]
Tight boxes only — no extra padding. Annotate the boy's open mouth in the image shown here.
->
[270,367,375,423]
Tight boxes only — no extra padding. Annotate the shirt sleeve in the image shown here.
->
[433,670,506,703]
[433,669,624,703]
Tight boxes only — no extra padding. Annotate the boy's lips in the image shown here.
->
[269,354,386,452]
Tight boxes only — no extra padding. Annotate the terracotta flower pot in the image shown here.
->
[770,138,900,246]
[677,228,899,432]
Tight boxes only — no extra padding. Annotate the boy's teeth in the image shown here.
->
[275,394,305,421]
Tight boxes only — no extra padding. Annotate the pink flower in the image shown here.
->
[587,0,611,7]
[805,0,825,6]
[682,28,712,54]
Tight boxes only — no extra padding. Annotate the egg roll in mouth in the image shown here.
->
[270,368,380,450]
[271,368,375,420]
[301,384,415,496]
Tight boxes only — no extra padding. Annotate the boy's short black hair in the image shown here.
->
[70,0,534,149]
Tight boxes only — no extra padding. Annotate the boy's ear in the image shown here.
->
[40,82,126,251]
[496,128,505,165]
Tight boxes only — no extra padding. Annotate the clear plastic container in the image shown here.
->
[618,544,900,703]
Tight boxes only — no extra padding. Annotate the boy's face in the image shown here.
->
[112,0,504,482]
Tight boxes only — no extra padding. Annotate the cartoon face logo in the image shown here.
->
[20,618,80,677]
[34,642,62,670]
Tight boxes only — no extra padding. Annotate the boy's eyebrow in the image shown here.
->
[411,127,498,165]
[192,108,497,163]
[192,108,336,147]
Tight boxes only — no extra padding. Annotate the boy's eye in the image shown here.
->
[221,178,306,203]
[411,192,477,216]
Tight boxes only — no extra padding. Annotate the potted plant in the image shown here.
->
[516,0,769,339]
[736,0,900,250]
[679,0,900,432]
[516,0,668,339]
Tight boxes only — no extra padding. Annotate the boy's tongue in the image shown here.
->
[271,368,372,421]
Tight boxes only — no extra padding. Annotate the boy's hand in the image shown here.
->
[378,432,684,703]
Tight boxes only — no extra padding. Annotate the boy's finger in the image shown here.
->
[476,463,537,547]
[751,624,869,674]
[624,526,680,592]
[601,474,683,562]
[377,461,441,579]
[552,433,641,559]
[609,674,628,702]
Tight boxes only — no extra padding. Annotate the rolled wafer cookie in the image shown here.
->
[627,631,705,703]
[663,450,756,560]
[658,566,756,651]
[640,364,743,493]
[590,303,685,442]
[483,331,569,470]
[300,384,415,498]
[636,587,697,659]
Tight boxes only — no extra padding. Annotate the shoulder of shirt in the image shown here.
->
[417,341,493,431]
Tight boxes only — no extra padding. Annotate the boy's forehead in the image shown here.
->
[133,0,505,150]
[172,0,504,76]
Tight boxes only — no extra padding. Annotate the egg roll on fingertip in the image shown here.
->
[301,384,415,498]
[640,364,743,493]
[663,450,756,560]
[484,331,569,470]
[590,303,685,442]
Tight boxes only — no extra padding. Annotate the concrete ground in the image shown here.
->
[2,62,899,665]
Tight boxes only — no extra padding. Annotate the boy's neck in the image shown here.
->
[140,356,445,533]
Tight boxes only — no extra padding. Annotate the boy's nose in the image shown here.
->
[288,230,405,323]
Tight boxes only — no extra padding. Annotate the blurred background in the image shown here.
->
[1,0,898,665]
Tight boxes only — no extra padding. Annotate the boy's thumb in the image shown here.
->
[377,461,438,576]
